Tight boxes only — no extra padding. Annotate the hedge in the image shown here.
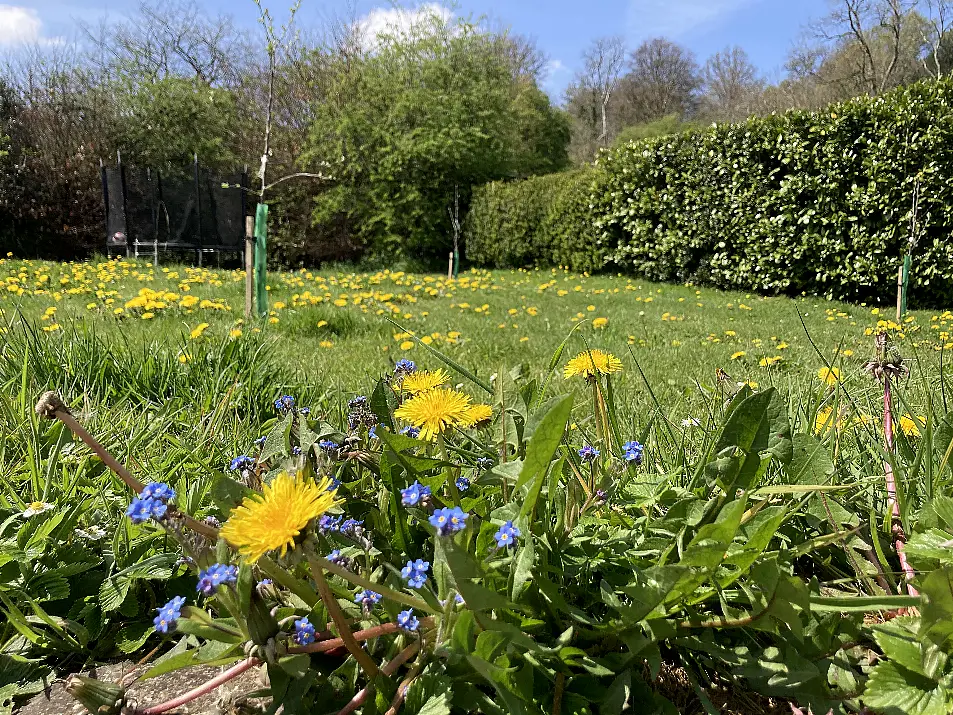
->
[464,169,606,273]
[465,78,953,306]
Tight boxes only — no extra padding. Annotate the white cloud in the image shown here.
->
[0,5,42,45]
[628,0,757,39]
[358,3,453,47]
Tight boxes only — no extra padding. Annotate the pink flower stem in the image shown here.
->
[139,657,258,715]
[336,643,420,715]
[883,377,918,598]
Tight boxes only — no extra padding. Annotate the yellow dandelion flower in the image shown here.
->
[189,322,210,339]
[460,403,493,426]
[818,366,841,387]
[731,351,746,360]
[592,317,609,328]
[319,340,334,348]
[563,350,623,379]
[221,472,341,562]
[400,368,450,394]
[759,356,783,367]
[395,388,474,441]
[141,312,155,320]
[229,328,242,338]
[899,414,925,438]
[399,340,415,351]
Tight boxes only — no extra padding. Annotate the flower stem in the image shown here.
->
[308,556,382,679]
[438,435,462,507]
[312,555,439,614]
[336,642,420,715]
[139,657,257,715]
[882,376,919,598]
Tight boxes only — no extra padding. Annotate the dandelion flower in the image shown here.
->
[220,472,341,562]
[400,368,450,395]
[899,414,925,438]
[189,323,210,339]
[563,350,623,379]
[818,367,841,387]
[395,388,482,441]
[592,317,609,329]
[460,403,492,426]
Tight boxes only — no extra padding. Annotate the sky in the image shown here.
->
[8,0,833,98]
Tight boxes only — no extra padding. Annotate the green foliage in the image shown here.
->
[465,169,605,272]
[114,77,237,172]
[301,15,569,263]
[612,114,698,146]
[468,77,953,306]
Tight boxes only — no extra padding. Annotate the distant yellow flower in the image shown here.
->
[268,317,279,324]
[395,388,481,440]
[899,414,925,438]
[221,472,341,562]
[818,367,841,387]
[592,317,609,328]
[759,356,783,367]
[189,322,210,339]
[399,340,415,351]
[731,351,746,360]
[319,340,334,348]
[400,368,450,395]
[178,354,190,364]
[777,341,789,350]
[42,324,60,332]
[563,350,623,379]
[229,328,242,338]
[141,312,154,320]
[317,320,328,328]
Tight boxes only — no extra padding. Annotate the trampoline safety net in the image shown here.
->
[102,161,247,257]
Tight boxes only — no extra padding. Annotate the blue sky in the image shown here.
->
[15,0,831,98]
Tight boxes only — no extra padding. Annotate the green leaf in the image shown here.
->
[514,394,572,494]
[864,660,952,715]
[116,622,154,654]
[260,411,293,463]
[785,433,835,485]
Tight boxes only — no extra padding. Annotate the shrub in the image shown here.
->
[465,169,607,273]
[466,78,953,306]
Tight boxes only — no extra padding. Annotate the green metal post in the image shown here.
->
[453,248,459,279]
[254,203,268,317]
[901,253,911,318]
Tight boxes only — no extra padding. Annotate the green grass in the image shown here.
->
[1,258,946,417]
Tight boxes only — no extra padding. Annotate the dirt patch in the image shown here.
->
[19,661,268,715]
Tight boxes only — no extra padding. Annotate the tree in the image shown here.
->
[565,36,626,162]
[699,46,763,121]
[817,0,922,95]
[920,0,953,76]
[301,12,569,262]
[114,76,238,171]
[620,37,700,123]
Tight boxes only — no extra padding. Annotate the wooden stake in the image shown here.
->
[448,252,453,281]
[245,216,255,318]
[896,265,903,323]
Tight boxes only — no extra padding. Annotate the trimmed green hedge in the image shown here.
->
[464,169,606,273]
[466,78,953,305]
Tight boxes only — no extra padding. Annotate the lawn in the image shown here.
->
[1,257,945,423]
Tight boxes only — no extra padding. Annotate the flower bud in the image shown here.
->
[65,675,126,715]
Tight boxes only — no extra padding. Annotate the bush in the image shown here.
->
[465,169,607,272]
[466,78,953,306]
